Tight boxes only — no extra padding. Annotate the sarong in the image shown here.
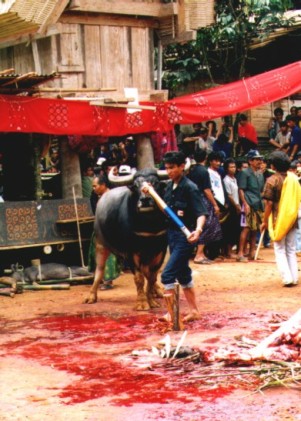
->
[198,195,223,245]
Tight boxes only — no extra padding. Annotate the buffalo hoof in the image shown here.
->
[149,298,161,309]
[83,293,97,304]
[135,300,150,311]
[153,283,164,298]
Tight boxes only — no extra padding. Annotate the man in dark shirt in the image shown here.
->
[236,149,264,262]
[287,116,301,160]
[156,151,207,321]
[188,149,222,263]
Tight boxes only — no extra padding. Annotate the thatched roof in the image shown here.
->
[0,0,69,41]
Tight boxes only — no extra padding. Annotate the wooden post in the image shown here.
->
[136,134,155,170]
[60,137,82,199]
[173,281,184,331]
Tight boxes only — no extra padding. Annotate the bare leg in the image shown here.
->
[84,243,110,304]
[182,287,200,322]
[248,231,258,259]
[194,244,206,262]
[237,227,250,260]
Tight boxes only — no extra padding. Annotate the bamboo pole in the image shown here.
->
[33,87,117,92]
[23,284,70,290]
[254,229,265,261]
[90,101,156,111]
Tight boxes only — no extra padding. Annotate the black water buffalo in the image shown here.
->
[84,167,168,310]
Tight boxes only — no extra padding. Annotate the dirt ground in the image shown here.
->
[1,247,301,421]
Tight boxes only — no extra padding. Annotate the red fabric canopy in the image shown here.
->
[0,95,171,136]
[0,61,301,137]
[167,61,301,124]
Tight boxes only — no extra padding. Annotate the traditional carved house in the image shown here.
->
[0,0,215,267]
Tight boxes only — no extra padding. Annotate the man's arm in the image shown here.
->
[204,187,220,215]
[239,188,250,215]
[187,215,206,244]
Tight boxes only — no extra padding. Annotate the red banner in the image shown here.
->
[0,95,171,136]
[0,61,301,137]
[167,61,301,124]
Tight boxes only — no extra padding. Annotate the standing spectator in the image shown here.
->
[188,149,223,264]
[285,105,298,122]
[206,120,218,138]
[207,152,230,258]
[144,151,207,322]
[237,114,258,155]
[88,174,121,289]
[183,123,204,157]
[297,107,301,129]
[268,107,284,140]
[269,121,291,152]
[261,151,301,287]
[213,123,234,158]
[236,150,264,262]
[223,158,241,258]
[124,136,137,167]
[196,127,215,154]
[81,164,94,198]
[287,116,301,160]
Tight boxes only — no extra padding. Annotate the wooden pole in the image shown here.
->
[173,281,184,331]
[72,186,86,268]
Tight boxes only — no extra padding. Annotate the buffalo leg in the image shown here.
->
[134,271,151,311]
[146,270,161,309]
[84,242,110,304]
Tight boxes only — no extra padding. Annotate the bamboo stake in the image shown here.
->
[164,293,174,323]
[173,281,184,331]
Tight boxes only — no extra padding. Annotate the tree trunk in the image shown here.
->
[60,137,82,199]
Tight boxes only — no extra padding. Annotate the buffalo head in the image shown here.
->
[109,167,167,213]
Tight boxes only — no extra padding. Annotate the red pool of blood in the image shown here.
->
[2,314,235,406]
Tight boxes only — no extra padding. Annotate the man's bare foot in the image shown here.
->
[158,312,172,322]
[183,311,200,322]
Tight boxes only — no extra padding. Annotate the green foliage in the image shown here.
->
[162,0,296,92]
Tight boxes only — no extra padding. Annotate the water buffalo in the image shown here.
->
[84,167,168,310]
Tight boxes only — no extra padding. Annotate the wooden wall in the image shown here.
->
[0,21,154,94]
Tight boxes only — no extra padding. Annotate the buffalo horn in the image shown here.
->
[108,167,136,186]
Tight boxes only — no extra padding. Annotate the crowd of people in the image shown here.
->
[82,107,301,307]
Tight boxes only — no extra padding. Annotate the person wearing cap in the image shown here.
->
[118,165,132,175]
[236,149,264,262]
[261,151,301,287]
[151,151,208,322]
